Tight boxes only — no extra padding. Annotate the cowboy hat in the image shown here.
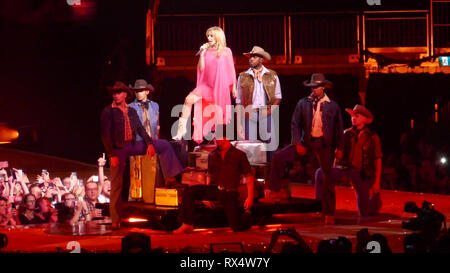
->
[243,46,271,61]
[345,104,374,123]
[130,79,155,92]
[106,81,133,98]
[303,73,332,87]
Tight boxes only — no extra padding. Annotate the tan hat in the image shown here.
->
[243,46,271,61]
[130,79,155,93]
[345,104,374,124]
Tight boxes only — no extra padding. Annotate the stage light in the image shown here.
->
[266,229,278,232]
[440,157,447,165]
[264,224,283,228]
[193,228,208,232]
[125,217,148,223]
[0,125,19,144]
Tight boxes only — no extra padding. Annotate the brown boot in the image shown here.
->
[173,223,194,234]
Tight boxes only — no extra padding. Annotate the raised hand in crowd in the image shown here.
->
[72,184,85,200]
[12,169,29,195]
[0,169,9,195]
[22,173,30,184]
[0,173,9,197]
[36,175,45,184]
[44,185,62,203]
[7,179,15,202]
[53,177,63,188]
[98,154,107,168]
[97,153,107,197]
[69,199,84,225]
[69,172,79,190]
[42,170,50,182]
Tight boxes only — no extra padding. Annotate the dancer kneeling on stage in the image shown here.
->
[315,105,382,223]
[174,135,254,233]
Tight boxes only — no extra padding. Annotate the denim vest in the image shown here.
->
[128,99,159,140]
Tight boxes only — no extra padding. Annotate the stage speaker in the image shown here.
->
[129,155,159,203]
[121,232,151,253]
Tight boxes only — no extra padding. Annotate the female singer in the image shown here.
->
[172,26,236,143]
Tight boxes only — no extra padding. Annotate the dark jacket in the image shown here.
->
[339,126,383,181]
[208,146,252,190]
[100,105,153,157]
[291,96,344,150]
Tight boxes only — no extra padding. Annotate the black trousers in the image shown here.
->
[177,185,251,232]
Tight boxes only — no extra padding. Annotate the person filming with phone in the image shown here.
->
[83,181,103,220]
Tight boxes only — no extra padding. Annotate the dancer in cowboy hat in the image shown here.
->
[262,74,344,215]
[128,79,184,186]
[315,104,382,222]
[236,46,282,150]
[100,81,181,229]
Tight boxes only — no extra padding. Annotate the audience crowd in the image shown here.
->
[0,156,110,227]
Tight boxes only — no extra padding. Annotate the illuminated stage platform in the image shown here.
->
[121,197,322,231]
[1,184,449,253]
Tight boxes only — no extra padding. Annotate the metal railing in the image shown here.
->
[146,1,448,65]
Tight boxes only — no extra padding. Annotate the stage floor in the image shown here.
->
[1,184,449,253]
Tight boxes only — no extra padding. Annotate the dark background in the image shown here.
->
[0,0,448,165]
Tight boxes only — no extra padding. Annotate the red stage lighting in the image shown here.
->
[0,125,19,144]
[125,217,149,223]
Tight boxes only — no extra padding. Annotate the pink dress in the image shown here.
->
[191,47,236,143]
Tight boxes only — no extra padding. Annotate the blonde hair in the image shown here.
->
[206,26,226,57]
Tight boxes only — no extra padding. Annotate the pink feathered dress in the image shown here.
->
[191,47,236,143]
